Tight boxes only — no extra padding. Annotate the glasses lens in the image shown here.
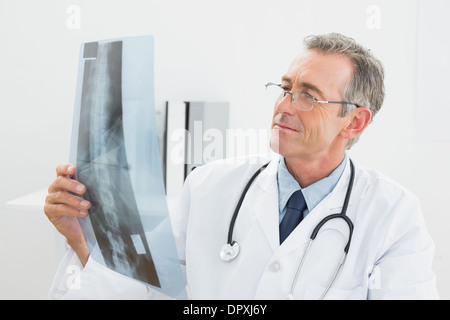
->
[293,92,314,110]
[266,84,284,103]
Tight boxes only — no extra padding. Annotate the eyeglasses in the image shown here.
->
[265,82,361,111]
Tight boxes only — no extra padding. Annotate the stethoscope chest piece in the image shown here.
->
[220,241,240,262]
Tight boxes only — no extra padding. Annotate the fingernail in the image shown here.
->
[80,200,89,208]
[68,166,75,173]
[76,184,85,193]
[79,210,88,217]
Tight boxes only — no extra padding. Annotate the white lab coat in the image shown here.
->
[49,154,439,300]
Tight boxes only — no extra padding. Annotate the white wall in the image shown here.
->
[1,0,449,299]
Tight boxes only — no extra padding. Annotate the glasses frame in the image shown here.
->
[265,82,361,111]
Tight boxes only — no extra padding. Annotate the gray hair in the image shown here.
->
[304,33,385,149]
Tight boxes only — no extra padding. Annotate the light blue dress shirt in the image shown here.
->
[277,154,348,223]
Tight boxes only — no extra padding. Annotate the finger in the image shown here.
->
[48,175,86,195]
[56,163,76,177]
[44,202,89,219]
[46,191,91,210]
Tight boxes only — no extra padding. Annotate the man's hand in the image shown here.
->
[44,164,90,266]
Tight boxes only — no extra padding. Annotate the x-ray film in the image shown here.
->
[69,36,187,299]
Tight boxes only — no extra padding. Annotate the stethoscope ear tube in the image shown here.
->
[226,162,270,246]
[310,214,354,253]
[341,160,355,217]
[309,160,355,251]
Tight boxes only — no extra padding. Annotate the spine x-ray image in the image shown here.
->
[69,36,186,299]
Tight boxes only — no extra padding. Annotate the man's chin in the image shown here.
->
[269,136,291,157]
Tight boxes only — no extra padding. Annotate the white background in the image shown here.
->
[1,0,449,299]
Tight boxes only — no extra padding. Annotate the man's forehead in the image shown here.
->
[282,50,354,96]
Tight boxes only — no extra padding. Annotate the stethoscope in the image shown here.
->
[219,159,355,300]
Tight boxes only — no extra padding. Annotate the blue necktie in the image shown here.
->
[280,190,306,244]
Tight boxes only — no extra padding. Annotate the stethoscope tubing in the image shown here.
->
[226,162,269,246]
[222,158,356,299]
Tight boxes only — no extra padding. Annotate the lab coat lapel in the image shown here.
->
[250,154,281,253]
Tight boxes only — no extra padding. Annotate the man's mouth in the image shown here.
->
[273,122,299,133]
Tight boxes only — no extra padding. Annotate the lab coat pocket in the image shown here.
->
[304,283,366,300]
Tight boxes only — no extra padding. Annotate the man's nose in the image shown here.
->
[275,93,296,115]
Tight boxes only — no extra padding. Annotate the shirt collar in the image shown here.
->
[277,153,348,217]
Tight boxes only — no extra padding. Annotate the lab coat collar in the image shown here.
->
[254,152,281,192]
[252,154,354,258]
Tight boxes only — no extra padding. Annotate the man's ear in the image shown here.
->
[340,107,372,140]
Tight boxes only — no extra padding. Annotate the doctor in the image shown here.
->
[44,33,438,299]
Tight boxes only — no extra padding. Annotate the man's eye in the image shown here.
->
[281,86,291,92]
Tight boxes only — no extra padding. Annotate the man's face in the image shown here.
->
[270,49,354,160]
